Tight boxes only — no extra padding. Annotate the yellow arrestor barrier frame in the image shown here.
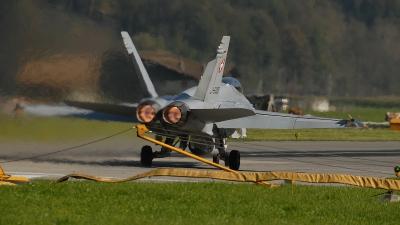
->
[0,165,29,186]
[51,124,400,191]
[135,124,277,187]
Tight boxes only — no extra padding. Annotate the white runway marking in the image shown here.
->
[8,172,64,179]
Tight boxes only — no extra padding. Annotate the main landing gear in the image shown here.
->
[140,137,175,167]
[140,145,153,167]
[139,136,241,171]
[212,150,240,170]
[211,137,241,170]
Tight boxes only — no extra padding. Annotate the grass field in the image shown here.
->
[2,108,400,224]
[1,112,399,142]
[243,128,400,141]
[304,106,400,122]
[1,181,398,225]
[0,114,137,142]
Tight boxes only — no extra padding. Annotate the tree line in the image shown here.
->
[2,0,400,99]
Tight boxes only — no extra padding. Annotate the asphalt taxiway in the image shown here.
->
[1,138,399,181]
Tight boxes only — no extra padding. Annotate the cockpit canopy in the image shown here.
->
[222,77,243,93]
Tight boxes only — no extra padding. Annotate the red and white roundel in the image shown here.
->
[218,59,226,73]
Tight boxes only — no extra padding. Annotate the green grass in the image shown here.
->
[2,105,399,225]
[242,128,400,141]
[330,96,400,109]
[0,181,398,225]
[0,114,137,142]
[1,112,400,142]
[304,106,400,122]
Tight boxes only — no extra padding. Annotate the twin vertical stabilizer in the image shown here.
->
[121,31,158,98]
[193,36,230,104]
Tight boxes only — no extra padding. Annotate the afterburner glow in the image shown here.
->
[165,106,181,124]
[137,105,155,123]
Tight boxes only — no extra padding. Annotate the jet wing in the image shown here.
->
[23,101,137,123]
[64,100,137,120]
[23,104,91,117]
[215,110,348,129]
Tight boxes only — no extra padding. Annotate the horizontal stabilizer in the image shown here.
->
[65,100,137,120]
[190,108,255,123]
[216,110,348,129]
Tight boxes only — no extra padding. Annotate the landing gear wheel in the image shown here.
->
[140,145,153,167]
[228,150,240,170]
[224,154,229,167]
[213,155,220,164]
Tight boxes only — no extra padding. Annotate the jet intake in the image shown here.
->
[162,102,189,127]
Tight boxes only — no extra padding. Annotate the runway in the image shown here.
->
[1,138,399,181]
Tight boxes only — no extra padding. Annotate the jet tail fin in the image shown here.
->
[121,31,158,98]
[193,36,230,104]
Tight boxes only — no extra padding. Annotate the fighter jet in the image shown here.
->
[23,32,360,171]
[130,35,360,170]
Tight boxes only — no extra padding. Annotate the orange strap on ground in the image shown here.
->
[0,165,29,186]
[52,168,400,190]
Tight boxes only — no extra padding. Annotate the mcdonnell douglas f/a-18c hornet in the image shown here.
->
[26,32,366,171]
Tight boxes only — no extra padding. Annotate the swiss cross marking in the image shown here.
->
[218,59,226,73]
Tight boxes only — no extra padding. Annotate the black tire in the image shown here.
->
[140,145,153,167]
[224,155,229,167]
[213,155,219,164]
[228,150,240,170]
